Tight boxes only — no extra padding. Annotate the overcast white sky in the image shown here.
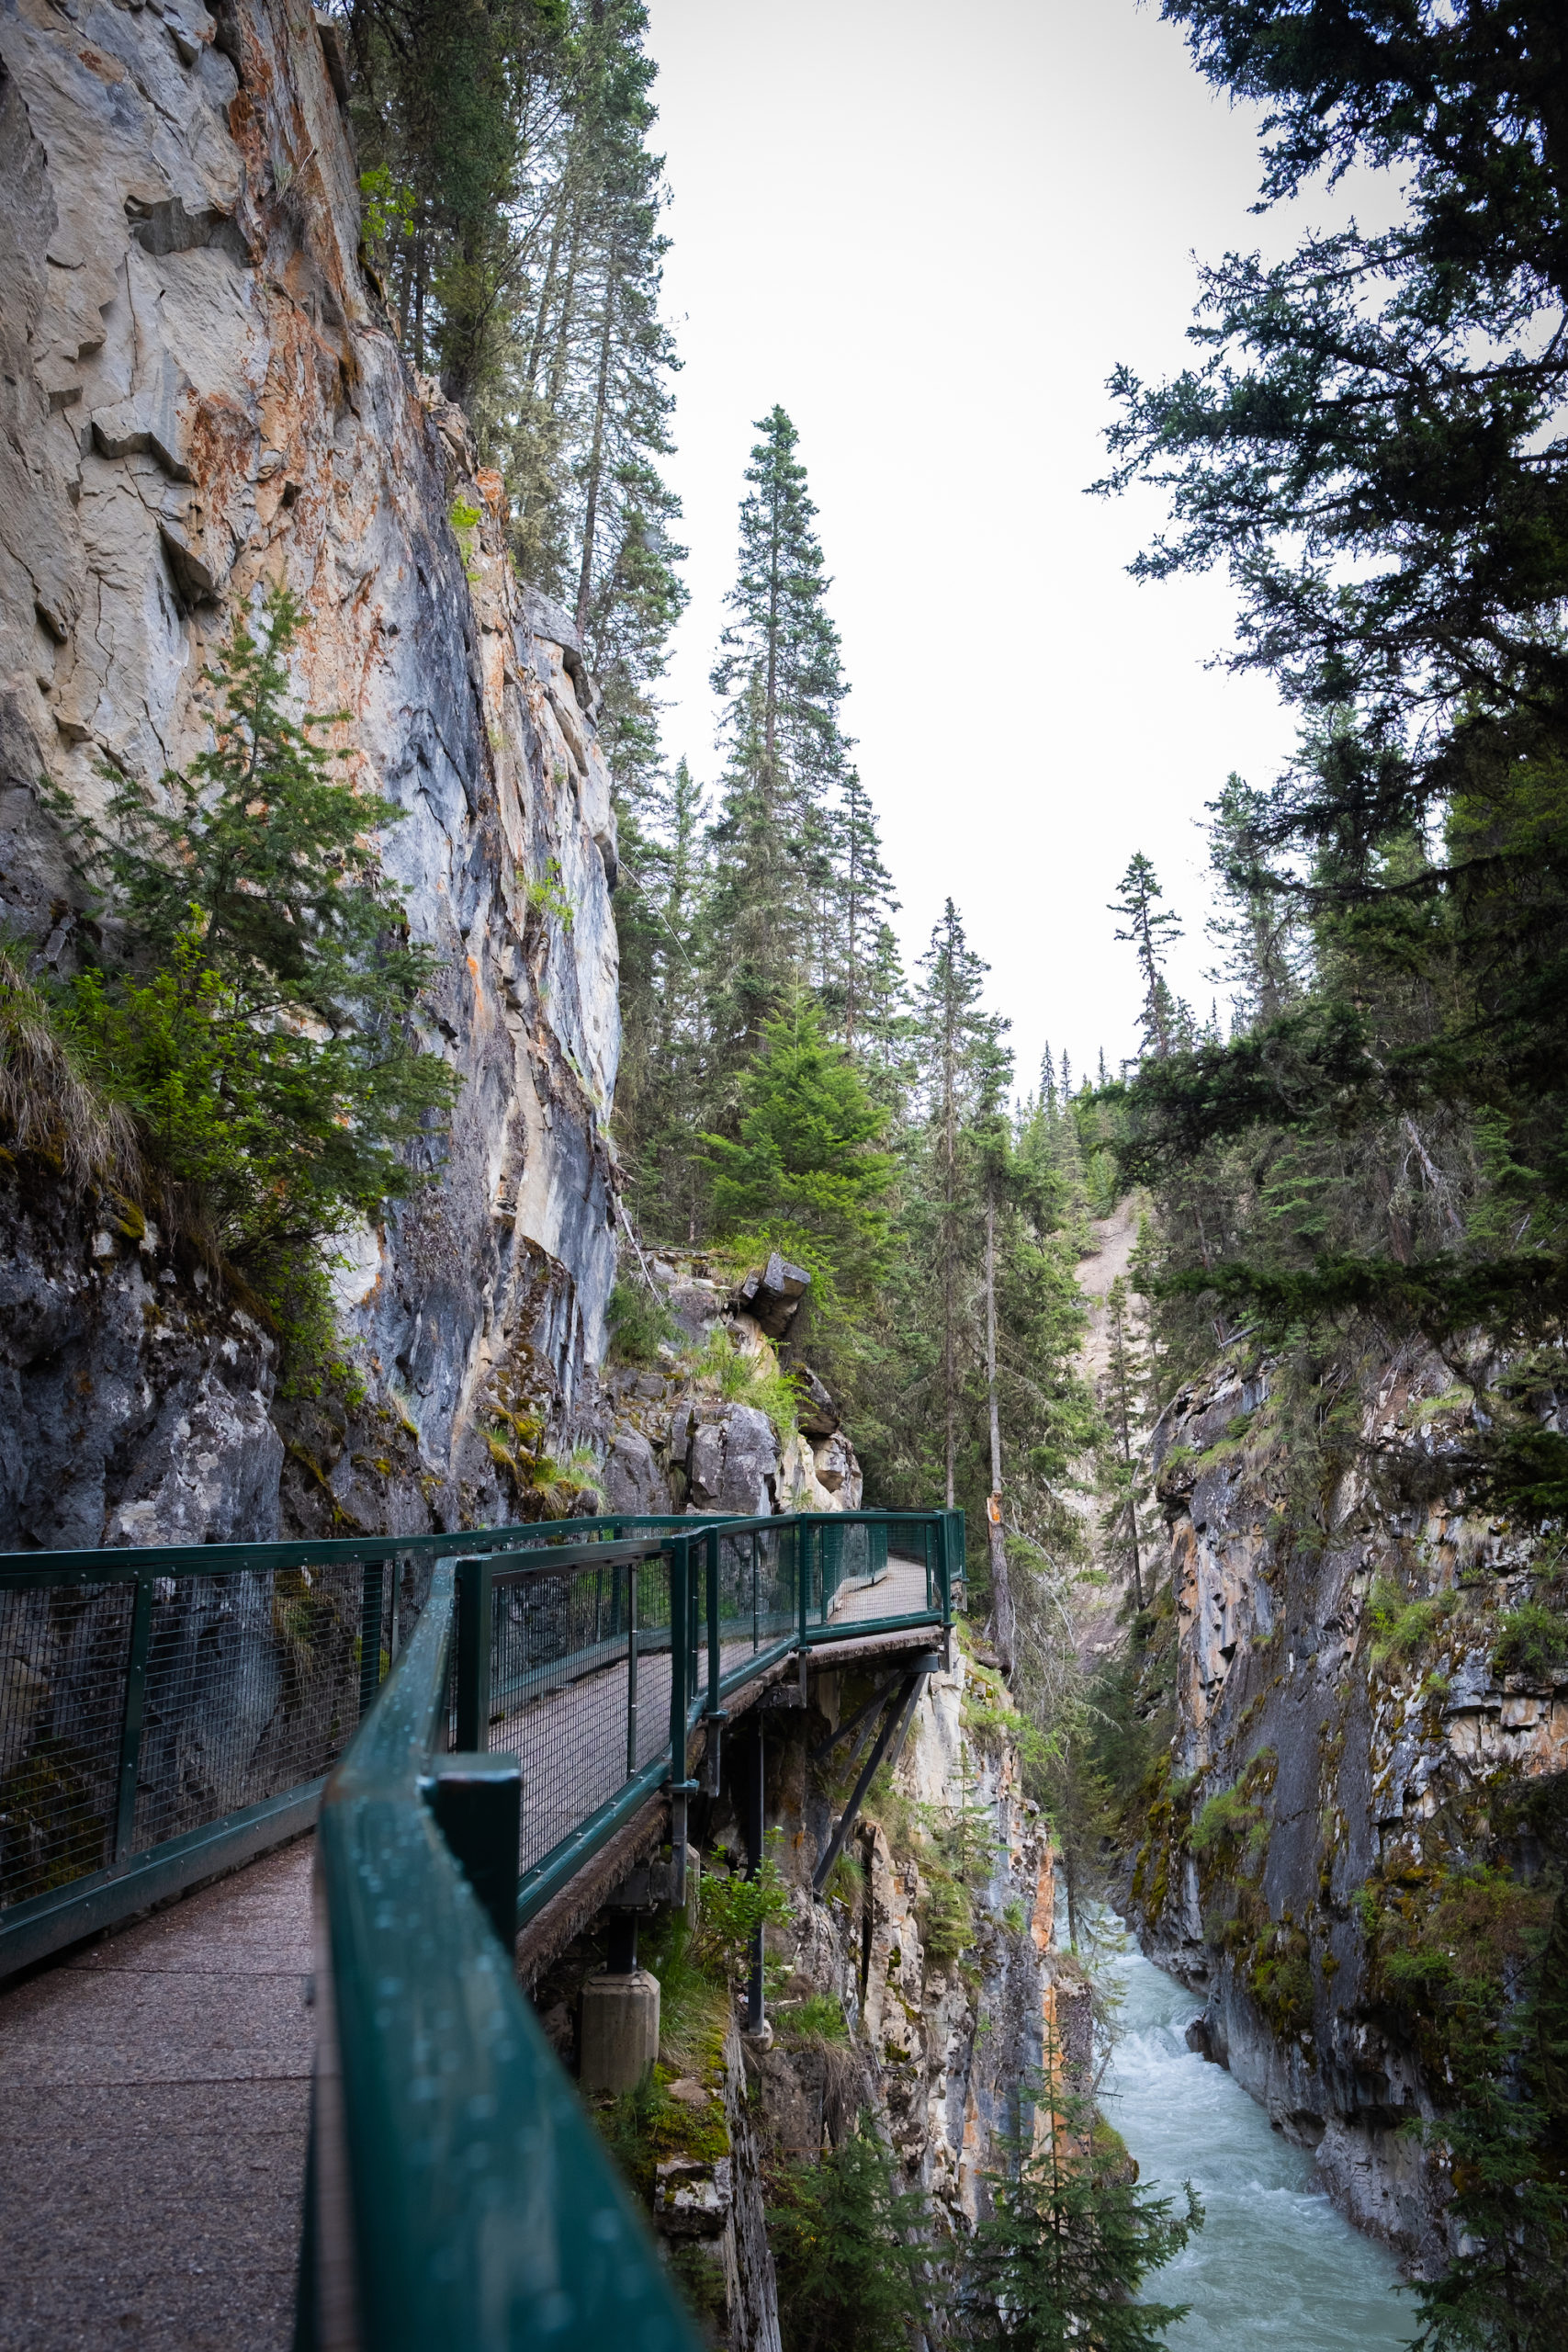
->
[640,0,1303,1091]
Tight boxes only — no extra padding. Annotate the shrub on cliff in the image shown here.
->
[50,588,457,1382]
[768,2112,930,2352]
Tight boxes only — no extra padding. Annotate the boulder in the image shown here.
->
[687,1406,779,1516]
[811,1430,861,1505]
[730,1252,809,1339]
[794,1364,840,1437]
[601,1427,667,1517]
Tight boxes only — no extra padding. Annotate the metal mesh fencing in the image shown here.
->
[715,1523,798,1684]
[132,1562,387,1855]
[0,1579,130,1909]
[481,1553,675,1877]
[0,1557,394,1923]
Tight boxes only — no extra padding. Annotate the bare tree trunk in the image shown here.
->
[574,243,617,643]
[985,1189,1015,1677]
[942,983,957,1511]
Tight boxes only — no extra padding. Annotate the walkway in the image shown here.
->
[831,1554,930,1624]
[0,1549,939,2347]
[0,1840,312,2352]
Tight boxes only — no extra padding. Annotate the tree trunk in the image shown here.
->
[575,242,617,643]
[985,1188,1015,1677]
[942,974,957,1511]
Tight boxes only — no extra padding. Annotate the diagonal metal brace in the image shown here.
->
[808,1675,899,1765]
[811,1653,939,1896]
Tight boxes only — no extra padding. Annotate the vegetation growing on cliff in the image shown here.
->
[961,2025,1201,2352]
[10,591,456,1389]
[1077,3,1568,2321]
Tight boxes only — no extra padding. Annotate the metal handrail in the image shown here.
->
[302,1508,957,2346]
[307,1555,697,2352]
[0,1505,963,1977]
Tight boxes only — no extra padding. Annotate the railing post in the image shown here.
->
[357,1557,386,1724]
[703,1530,727,1795]
[668,1538,689,1768]
[422,1752,522,1950]
[454,1556,493,1752]
[626,1557,639,1778]
[113,1568,155,1863]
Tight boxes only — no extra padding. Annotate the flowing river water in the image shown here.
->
[1097,1927,1414,2348]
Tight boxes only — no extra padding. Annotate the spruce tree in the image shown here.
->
[768,2114,931,2352]
[961,2033,1201,2352]
[705,408,852,1061]
[702,993,891,1321]
[62,590,456,1335]
[1108,854,1182,1060]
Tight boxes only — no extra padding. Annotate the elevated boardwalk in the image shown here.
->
[0,1841,312,2351]
[0,1518,955,2348]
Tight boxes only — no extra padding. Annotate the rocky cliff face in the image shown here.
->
[0,0,623,1545]
[536,1644,1075,2350]
[600,1249,865,1521]
[1124,1345,1567,2270]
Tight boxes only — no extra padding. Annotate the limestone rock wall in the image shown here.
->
[536,1649,1068,2351]
[598,1249,867,1518]
[0,0,622,1544]
[1126,1348,1567,2270]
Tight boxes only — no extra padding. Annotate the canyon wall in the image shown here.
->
[0,0,623,1545]
[535,1641,1077,2350]
[1123,1345,1567,2270]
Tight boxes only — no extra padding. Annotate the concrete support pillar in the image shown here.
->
[580,1968,660,2095]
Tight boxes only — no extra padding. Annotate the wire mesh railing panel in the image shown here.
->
[130,1563,378,1856]
[0,1579,131,1911]
[757,1523,797,1643]
[485,1556,674,1877]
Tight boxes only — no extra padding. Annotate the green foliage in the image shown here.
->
[782,1992,850,2045]
[521,855,574,930]
[1363,1579,1460,1670]
[768,2114,931,2352]
[694,1838,794,1986]
[1190,1754,1274,1865]
[1355,1854,1568,2347]
[1492,1601,1568,1683]
[604,1276,677,1365]
[691,1328,800,1443]
[960,2032,1201,2352]
[704,993,892,1314]
[42,591,454,1385]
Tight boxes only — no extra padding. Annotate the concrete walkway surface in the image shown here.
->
[0,1840,313,2352]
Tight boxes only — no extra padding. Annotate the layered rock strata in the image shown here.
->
[0,0,622,1544]
[1126,1346,1567,2269]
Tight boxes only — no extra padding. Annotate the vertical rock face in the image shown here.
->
[1127,1349,1568,2270]
[0,0,622,1544]
[535,1648,1070,2351]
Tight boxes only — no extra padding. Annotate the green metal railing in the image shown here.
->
[304,1506,955,2350]
[0,1508,960,1975]
[306,1556,698,2352]
[0,1516,709,1977]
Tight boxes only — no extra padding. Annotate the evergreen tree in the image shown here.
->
[702,993,892,1323]
[917,900,1010,1514]
[1099,1274,1149,1611]
[1108,854,1182,1060]
[961,2032,1201,2352]
[768,2114,931,2352]
[825,766,897,1051]
[62,590,456,1356]
[705,409,852,1061]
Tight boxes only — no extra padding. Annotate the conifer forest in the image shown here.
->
[0,2,1565,2348]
